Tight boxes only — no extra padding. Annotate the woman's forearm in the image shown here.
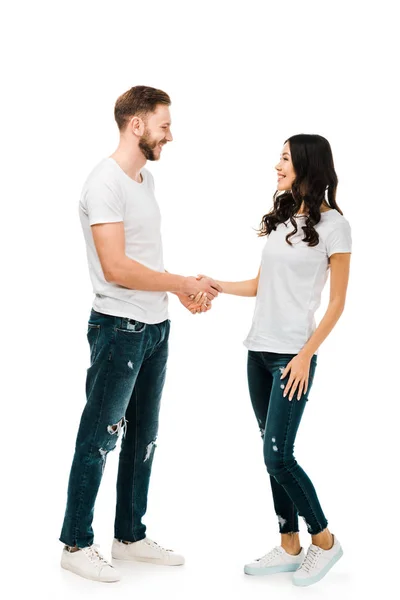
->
[299,299,345,358]
[216,278,258,297]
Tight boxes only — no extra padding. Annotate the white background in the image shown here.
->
[2,1,399,598]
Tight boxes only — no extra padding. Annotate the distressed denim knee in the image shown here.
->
[98,416,128,470]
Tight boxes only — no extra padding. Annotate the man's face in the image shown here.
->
[138,105,173,161]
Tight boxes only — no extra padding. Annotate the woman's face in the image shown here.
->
[275,142,296,191]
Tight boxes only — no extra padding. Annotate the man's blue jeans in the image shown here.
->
[247,350,328,535]
[60,309,170,548]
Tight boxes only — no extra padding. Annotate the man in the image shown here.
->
[60,86,221,582]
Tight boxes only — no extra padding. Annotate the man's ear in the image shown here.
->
[130,115,145,137]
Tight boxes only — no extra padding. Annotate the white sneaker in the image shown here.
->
[112,537,184,566]
[244,545,305,575]
[292,534,343,587]
[61,545,121,582]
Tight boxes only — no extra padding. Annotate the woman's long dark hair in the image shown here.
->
[258,134,343,246]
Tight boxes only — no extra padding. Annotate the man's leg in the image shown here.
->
[59,311,148,549]
[114,319,170,542]
[111,319,184,565]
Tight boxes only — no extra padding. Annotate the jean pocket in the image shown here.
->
[116,319,147,334]
[87,324,101,363]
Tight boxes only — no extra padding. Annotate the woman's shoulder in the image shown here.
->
[320,208,351,229]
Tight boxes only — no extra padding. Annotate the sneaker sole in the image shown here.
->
[292,547,343,587]
[112,554,184,566]
[61,562,120,583]
[244,563,301,576]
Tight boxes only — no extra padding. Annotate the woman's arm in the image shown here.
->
[299,253,351,358]
[280,252,351,401]
[199,266,261,297]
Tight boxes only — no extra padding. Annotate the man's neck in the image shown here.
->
[110,144,147,183]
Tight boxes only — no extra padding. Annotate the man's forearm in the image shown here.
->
[106,257,185,293]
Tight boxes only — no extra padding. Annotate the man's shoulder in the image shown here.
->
[84,157,120,188]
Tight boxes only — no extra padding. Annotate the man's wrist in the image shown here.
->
[164,269,186,295]
[160,272,185,294]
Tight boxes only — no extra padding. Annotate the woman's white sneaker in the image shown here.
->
[61,545,121,582]
[244,546,305,575]
[112,537,185,566]
[292,535,343,587]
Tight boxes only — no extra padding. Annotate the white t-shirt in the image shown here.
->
[244,209,352,354]
[79,157,169,324]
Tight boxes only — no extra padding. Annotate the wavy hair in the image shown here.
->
[258,134,343,246]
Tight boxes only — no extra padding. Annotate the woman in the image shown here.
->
[196,134,351,587]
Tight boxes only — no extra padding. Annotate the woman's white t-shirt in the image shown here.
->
[244,209,352,354]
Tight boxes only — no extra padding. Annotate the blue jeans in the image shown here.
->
[60,309,170,548]
[247,350,328,535]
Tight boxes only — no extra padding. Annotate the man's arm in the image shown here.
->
[91,222,222,297]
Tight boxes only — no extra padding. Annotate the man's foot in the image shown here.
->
[244,545,305,575]
[112,537,184,566]
[61,545,121,582]
[292,534,343,587]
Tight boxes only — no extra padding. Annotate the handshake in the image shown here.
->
[179,274,222,315]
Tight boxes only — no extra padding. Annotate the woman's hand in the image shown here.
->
[280,353,312,401]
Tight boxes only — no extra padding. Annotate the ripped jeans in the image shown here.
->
[60,309,170,548]
[247,350,328,536]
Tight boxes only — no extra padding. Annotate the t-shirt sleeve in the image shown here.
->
[84,180,125,226]
[326,219,352,257]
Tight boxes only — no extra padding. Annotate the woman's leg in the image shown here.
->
[262,352,329,537]
[247,351,300,551]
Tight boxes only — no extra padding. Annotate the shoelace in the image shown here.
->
[256,546,282,565]
[82,545,112,568]
[145,538,173,553]
[299,546,323,573]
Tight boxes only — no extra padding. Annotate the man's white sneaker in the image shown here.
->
[61,545,121,582]
[112,537,184,566]
[244,545,305,575]
[292,535,343,587]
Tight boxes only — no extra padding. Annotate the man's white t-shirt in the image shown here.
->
[244,209,352,354]
[79,157,169,324]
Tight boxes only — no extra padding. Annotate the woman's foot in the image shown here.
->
[311,528,334,550]
[281,532,302,556]
[292,534,343,587]
[244,545,304,575]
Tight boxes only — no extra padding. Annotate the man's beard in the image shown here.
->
[139,128,165,161]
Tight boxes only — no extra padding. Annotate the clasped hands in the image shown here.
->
[179,274,222,315]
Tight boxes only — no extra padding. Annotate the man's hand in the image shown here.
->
[177,291,212,314]
[181,276,222,300]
